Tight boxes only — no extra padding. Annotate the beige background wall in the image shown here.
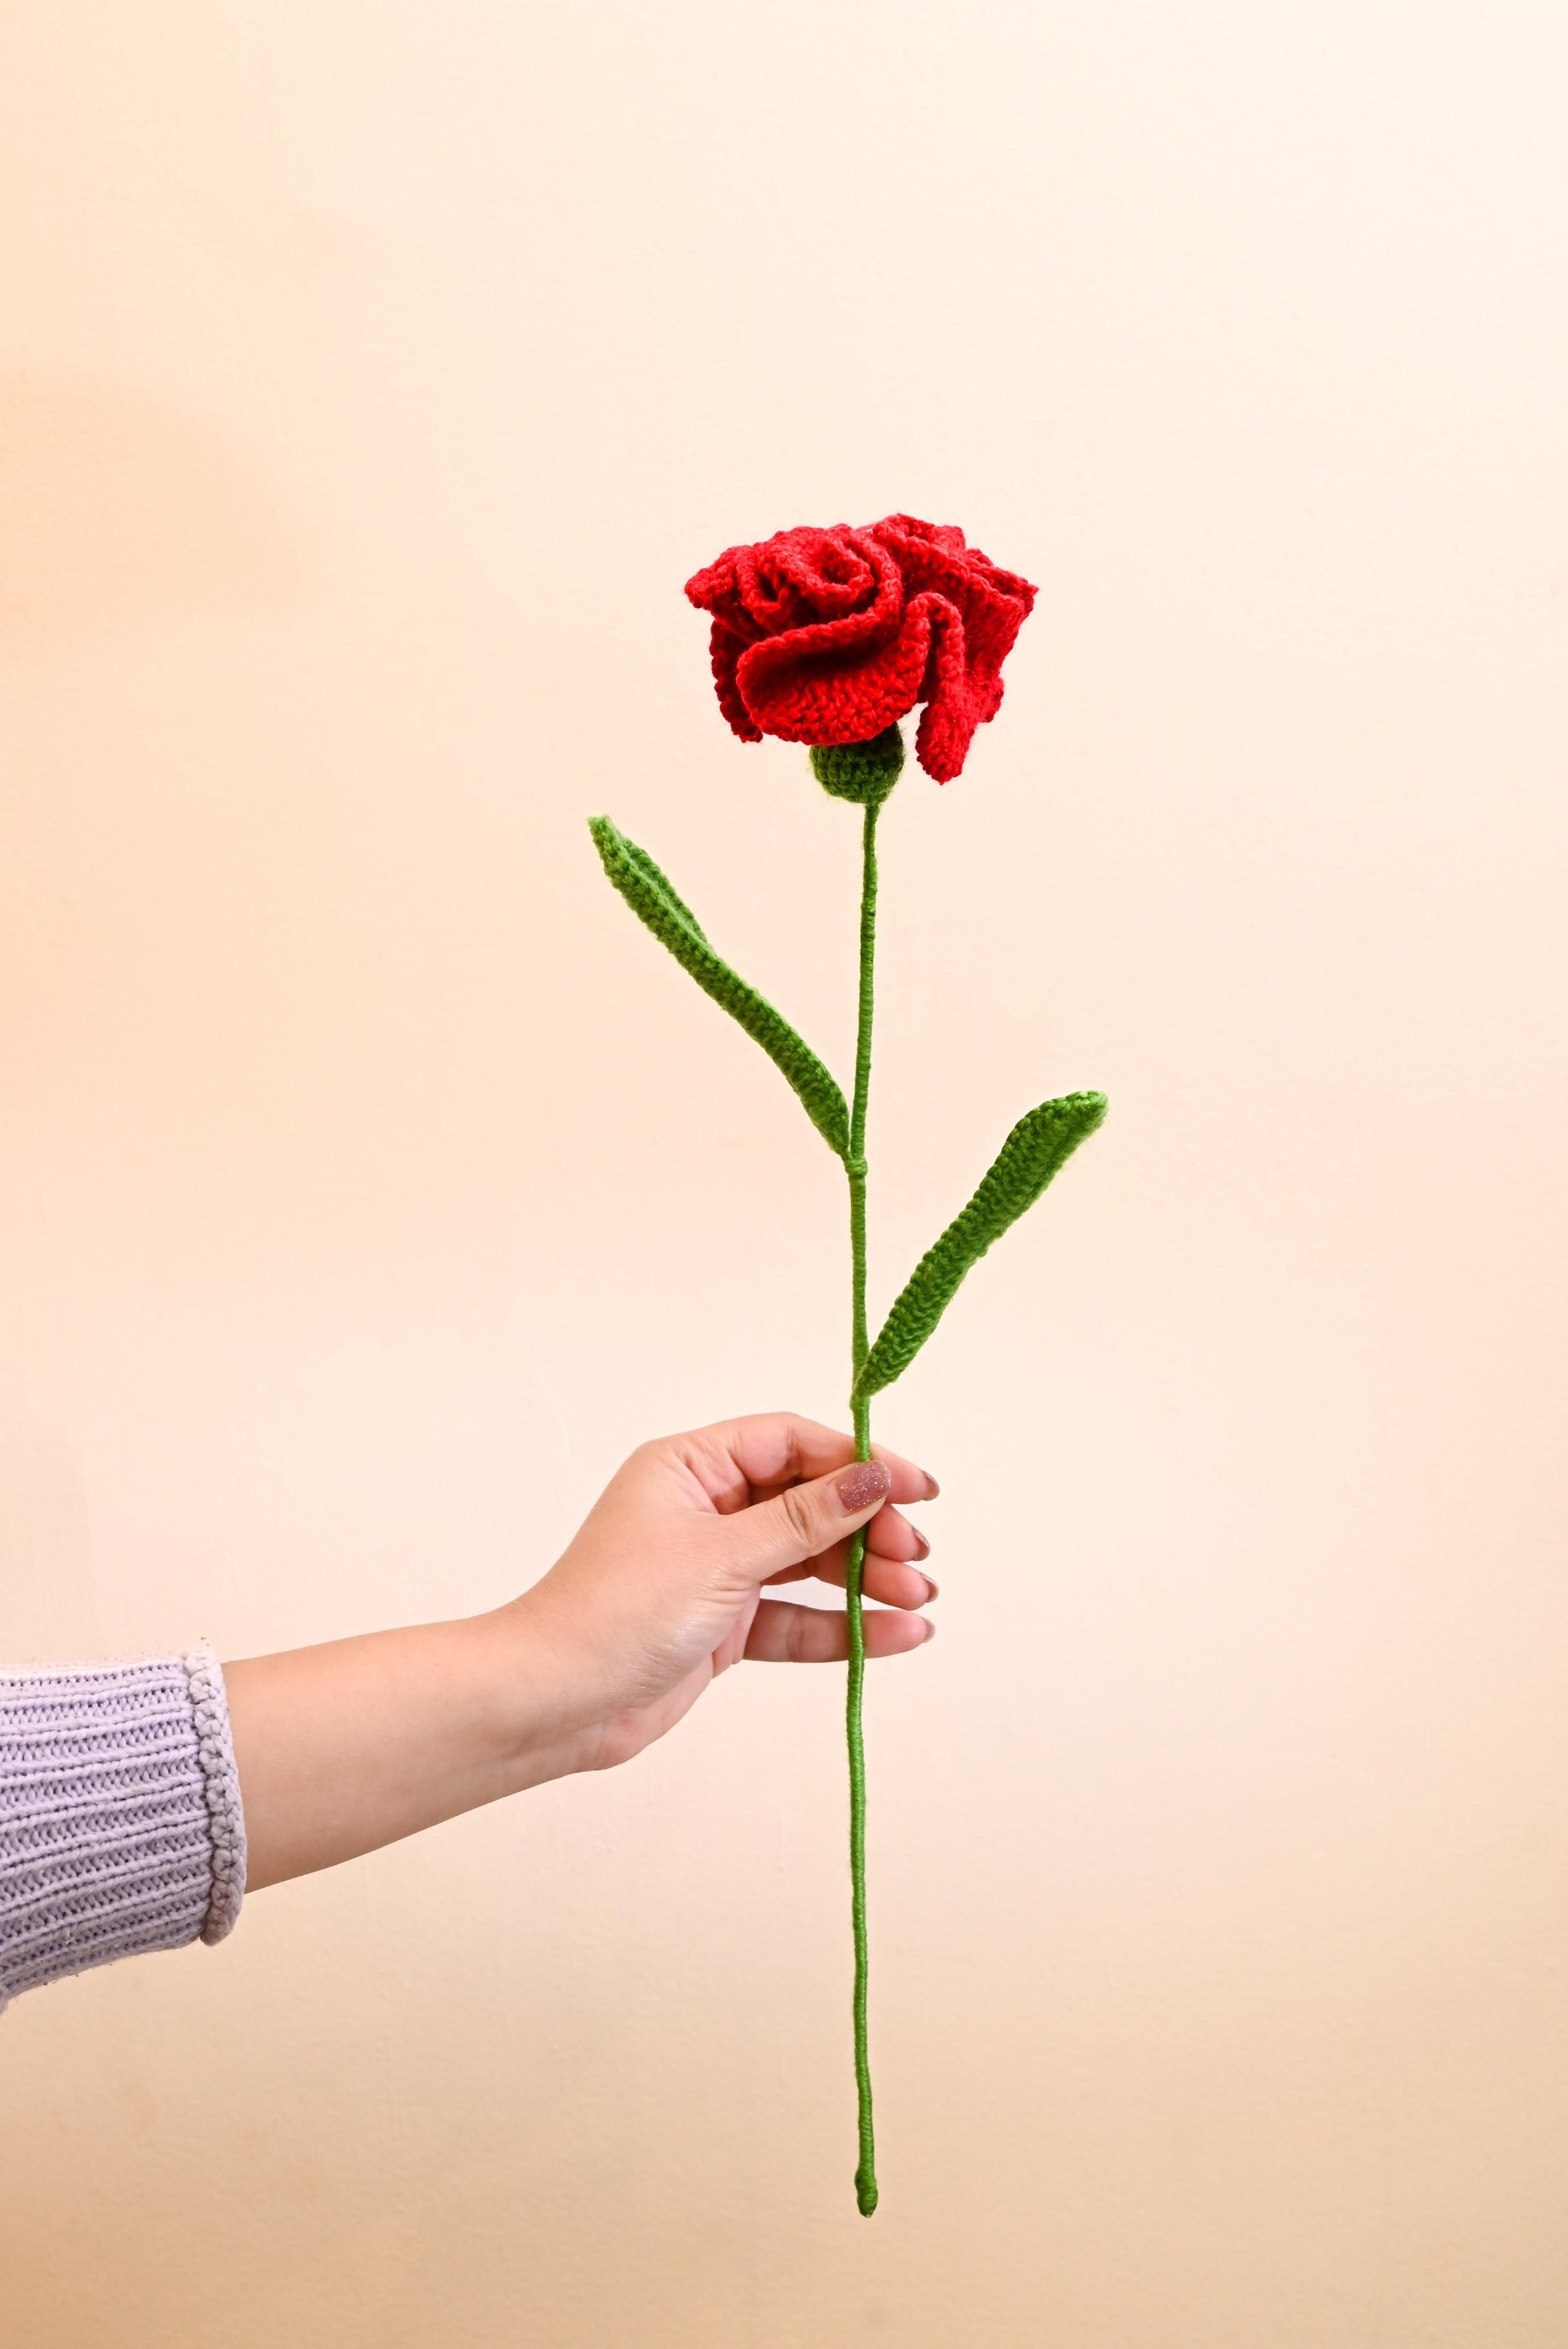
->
[3,3,1567,2341]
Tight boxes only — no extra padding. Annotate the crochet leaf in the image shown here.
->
[589,817,851,1157]
[854,1090,1108,1403]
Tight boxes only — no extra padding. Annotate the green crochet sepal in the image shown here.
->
[853,1090,1108,1404]
[589,817,851,1157]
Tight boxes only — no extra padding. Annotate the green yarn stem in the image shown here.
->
[846,796,880,2216]
[590,726,1105,2219]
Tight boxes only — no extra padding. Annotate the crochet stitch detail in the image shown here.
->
[0,1647,247,2010]
[855,1091,1108,1403]
[185,1649,246,1944]
[811,725,905,807]
[588,815,851,1156]
[685,516,1037,782]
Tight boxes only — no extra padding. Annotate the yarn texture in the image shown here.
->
[811,724,905,806]
[855,1091,1108,1403]
[0,1648,247,2011]
[589,816,850,1156]
[589,517,1102,2211]
[842,789,882,2211]
[686,515,1037,781]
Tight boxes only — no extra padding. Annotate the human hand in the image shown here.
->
[229,1414,937,1891]
[504,1413,939,1778]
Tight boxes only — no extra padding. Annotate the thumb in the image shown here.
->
[721,1458,892,1584]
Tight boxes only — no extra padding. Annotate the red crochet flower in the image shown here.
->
[684,515,1037,783]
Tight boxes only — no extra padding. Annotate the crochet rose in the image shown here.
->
[593,510,1103,2214]
[684,515,1037,783]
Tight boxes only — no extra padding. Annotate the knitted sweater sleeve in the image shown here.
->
[0,1649,247,2013]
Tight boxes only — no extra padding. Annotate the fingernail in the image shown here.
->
[921,1619,937,1642]
[920,1573,939,1601]
[912,1527,932,1562]
[835,1460,892,1514]
[922,1470,941,1498]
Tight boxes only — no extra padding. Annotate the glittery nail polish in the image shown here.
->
[835,1460,891,1514]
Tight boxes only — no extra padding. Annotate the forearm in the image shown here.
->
[4,1418,927,2000]
[225,1602,573,1891]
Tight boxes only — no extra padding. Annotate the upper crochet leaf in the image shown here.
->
[589,817,851,1157]
[854,1090,1108,1403]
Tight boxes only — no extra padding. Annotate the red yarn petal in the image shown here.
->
[733,527,889,634]
[874,514,971,565]
[736,602,932,746]
[708,621,762,742]
[905,594,972,782]
[867,516,1036,779]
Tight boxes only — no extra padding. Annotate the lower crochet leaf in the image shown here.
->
[589,817,851,1157]
[854,1090,1108,1403]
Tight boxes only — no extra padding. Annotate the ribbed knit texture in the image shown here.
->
[0,1648,246,2013]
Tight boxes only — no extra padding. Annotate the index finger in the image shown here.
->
[673,1413,939,1517]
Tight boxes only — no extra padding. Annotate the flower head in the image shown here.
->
[685,515,1036,783]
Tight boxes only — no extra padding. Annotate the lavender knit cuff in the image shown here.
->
[0,1648,247,2013]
